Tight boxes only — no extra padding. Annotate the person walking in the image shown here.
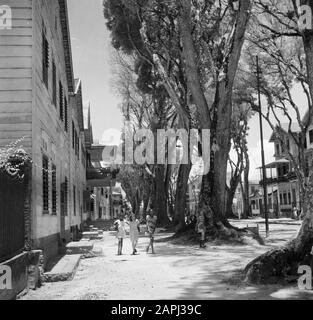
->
[146,209,157,254]
[129,213,140,255]
[115,216,127,255]
[197,213,206,249]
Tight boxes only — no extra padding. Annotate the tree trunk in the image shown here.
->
[143,193,150,217]
[226,164,242,219]
[180,0,251,237]
[152,164,169,226]
[303,29,313,120]
[225,186,237,219]
[243,154,250,218]
[174,163,192,232]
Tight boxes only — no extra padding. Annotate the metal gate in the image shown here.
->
[0,171,25,263]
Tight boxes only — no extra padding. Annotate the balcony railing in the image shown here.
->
[260,172,297,185]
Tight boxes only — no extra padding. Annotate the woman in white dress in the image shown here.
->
[115,217,127,255]
[129,213,140,255]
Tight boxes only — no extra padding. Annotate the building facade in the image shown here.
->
[0,0,87,266]
[251,124,302,218]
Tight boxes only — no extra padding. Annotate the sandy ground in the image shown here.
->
[20,219,313,300]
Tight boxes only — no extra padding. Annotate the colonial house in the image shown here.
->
[0,0,87,268]
[253,123,303,217]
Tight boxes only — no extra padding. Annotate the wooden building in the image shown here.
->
[0,0,87,266]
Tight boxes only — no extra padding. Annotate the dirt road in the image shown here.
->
[20,220,313,300]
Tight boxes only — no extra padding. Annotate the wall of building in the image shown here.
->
[0,0,86,265]
[30,0,72,259]
[0,0,33,150]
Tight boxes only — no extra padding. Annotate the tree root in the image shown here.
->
[244,245,297,284]
[245,214,313,284]
[244,240,313,284]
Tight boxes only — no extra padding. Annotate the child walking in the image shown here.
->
[146,209,157,254]
[197,213,206,249]
[115,216,127,255]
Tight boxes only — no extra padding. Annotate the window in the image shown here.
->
[75,131,79,157]
[59,82,64,121]
[286,139,290,151]
[278,167,281,177]
[52,61,57,106]
[279,194,283,205]
[64,177,68,216]
[42,30,49,88]
[283,193,287,205]
[288,192,291,205]
[52,164,57,215]
[42,155,49,213]
[72,121,75,149]
[64,97,68,132]
[310,130,313,144]
[268,197,272,209]
[275,143,280,156]
[73,185,76,216]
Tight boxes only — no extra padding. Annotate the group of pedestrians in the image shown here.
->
[114,206,158,256]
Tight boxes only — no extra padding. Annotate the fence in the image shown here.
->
[0,170,25,263]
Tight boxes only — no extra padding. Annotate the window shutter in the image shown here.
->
[64,97,68,132]
[59,82,64,121]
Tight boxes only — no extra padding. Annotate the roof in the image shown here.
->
[257,158,290,169]
[269,123,301,142]
[83,101,93,146]
[83,101,91,129]
[59,0,74,93]
[73,78,84,132]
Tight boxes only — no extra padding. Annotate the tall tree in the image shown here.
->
[104,0,251,237]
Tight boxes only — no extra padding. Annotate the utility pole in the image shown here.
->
[256,56,269,237]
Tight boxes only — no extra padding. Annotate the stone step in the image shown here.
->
[66,241,94,255]
[82,231,99,240]
[44,255,81,283]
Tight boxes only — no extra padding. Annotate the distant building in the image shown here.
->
[83,105,122,222]
[253,123,302,217]
[233,181,262,217]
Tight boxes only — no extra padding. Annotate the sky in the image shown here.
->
[67,0,123,146]
[67,0,309,181]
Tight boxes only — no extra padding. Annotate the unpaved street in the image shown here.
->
[20,220,313,300]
